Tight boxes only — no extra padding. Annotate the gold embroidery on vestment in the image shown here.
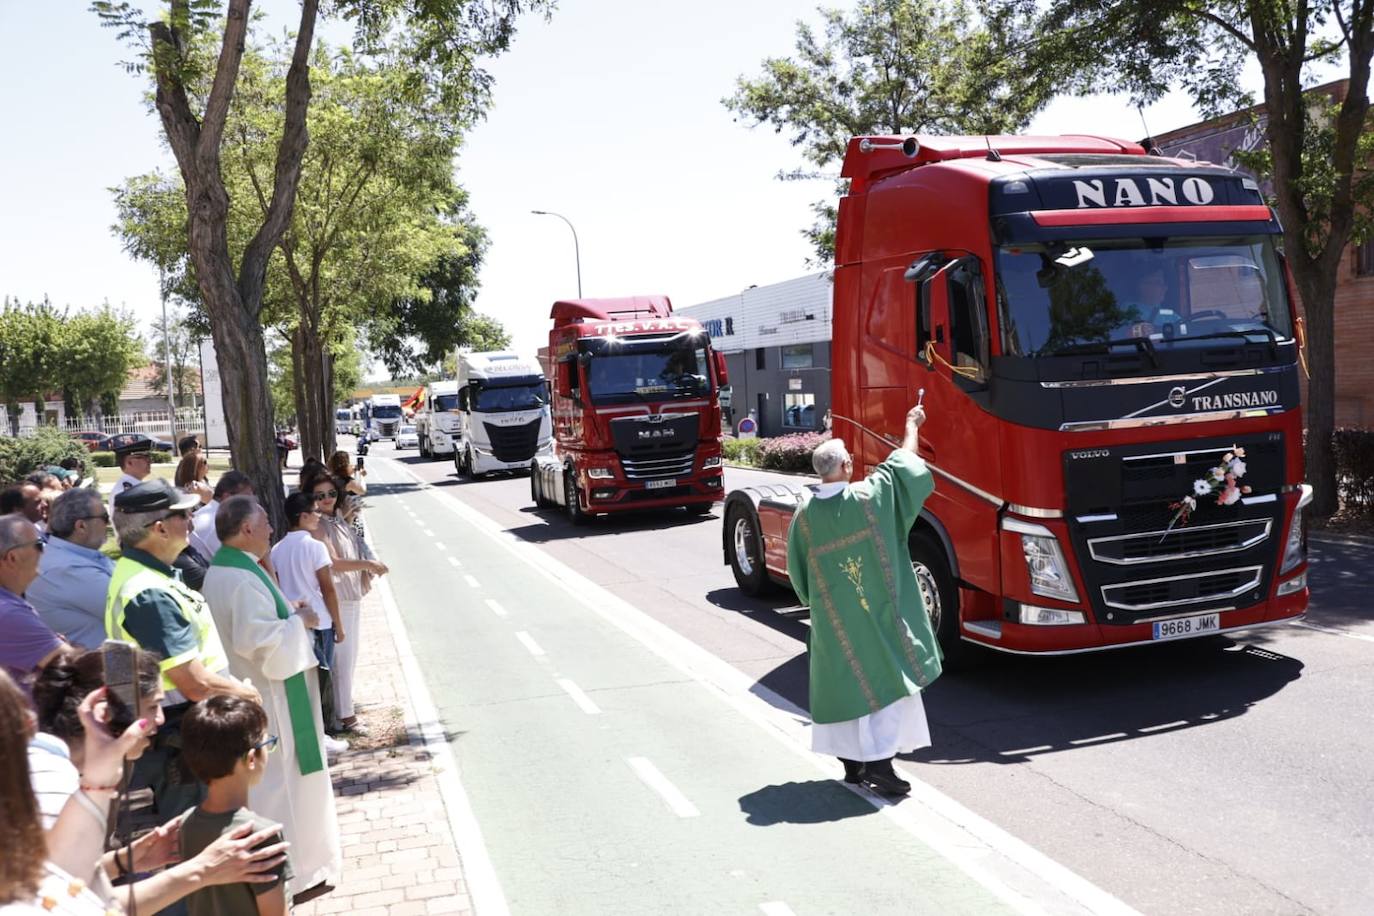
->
[798,511,881,713]
[861,500,929,686]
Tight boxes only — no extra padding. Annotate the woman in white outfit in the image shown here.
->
[306,475,386,736]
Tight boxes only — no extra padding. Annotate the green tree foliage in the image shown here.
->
[0,301,141,435]
[724,0,1060,263]
[1017,0,1374,516]
[0,428,94,486]
[92,0,550,527]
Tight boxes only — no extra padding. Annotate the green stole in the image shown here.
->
[211,546,324,775]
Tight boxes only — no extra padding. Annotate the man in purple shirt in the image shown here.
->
[0,513,64,683]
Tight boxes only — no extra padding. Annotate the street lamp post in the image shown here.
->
[158,267,178,454]
[531,209,582,297]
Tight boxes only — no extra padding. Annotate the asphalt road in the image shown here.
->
[354,437,1374,916]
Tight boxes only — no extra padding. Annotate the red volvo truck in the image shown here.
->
[532,296,728,523]
[723,134,1312,656]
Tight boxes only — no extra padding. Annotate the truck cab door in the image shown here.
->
[913,256,991,461]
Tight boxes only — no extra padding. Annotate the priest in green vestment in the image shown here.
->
[787,403,942,795]
[202,496,342,900]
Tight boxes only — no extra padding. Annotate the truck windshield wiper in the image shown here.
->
[1165,327,1280,357]
[1051,336,1158,368]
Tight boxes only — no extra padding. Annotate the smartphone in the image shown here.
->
[356,454,366,470]
[100,639,139,735]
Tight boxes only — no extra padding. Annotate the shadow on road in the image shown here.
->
[1298,540,1374,630]
[504,507,719,543]
[738,780,876,825]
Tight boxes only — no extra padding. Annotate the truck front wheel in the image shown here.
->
[726,502,773,595]
[565,469,588,526]
[907,532,968,668]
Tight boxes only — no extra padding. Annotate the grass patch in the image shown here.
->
[95,456,232,486]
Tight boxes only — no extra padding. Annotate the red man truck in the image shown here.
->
[531,296,729,523]
[723,134,1312,657]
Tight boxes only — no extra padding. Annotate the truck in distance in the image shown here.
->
[365,393,404,441]
[722,133,1311,660]
[415,380,460,459]
[531,296,728,524]
[452,351,553,478]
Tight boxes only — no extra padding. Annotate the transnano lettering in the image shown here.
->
[1191,390,1279,411]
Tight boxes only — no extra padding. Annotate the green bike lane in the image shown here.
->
[364,456,1137,916]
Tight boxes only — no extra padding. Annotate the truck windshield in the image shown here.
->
[586,344,711,403]
[432,394,461,412]
[995,235,1293,357]
[372,405,402,419]
[473,383,547,412]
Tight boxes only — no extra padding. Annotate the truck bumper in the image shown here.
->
[428,430,455,455]
[470,440,553,474]
[961,584,1309,654]
[582,474,724,512]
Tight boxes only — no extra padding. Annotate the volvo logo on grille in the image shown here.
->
[1168,386,1187,409]
[1069,449,1109,460]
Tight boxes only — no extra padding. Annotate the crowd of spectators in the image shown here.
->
[0,432,388,914]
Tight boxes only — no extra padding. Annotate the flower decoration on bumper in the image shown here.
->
[1166,446,1251,533]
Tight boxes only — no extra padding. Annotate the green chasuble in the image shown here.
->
[787,448,942,724]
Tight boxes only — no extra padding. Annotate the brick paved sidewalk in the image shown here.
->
[295,583,476,916]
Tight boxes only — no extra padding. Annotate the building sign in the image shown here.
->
[779,309,814,324]
[788,377,803,391]
[199,338,230,449]
[702,317,735,337]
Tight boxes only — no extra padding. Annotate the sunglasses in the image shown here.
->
[143,509,190,528]
[5,539,45,556]
[312,489,338,500]
[252,734,280,755]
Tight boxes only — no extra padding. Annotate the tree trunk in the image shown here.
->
[321,346,337,459]
[291,325,310,454]
[293,324,322,463]
[1295,269,1340,517]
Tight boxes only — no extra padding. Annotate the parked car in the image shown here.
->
[396,425,419,450]
[98,433,175,456]
[72,431,105,451]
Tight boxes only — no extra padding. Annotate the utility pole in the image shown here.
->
[159,267,178,454]
[531,210,583,297]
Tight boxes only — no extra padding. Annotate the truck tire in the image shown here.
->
[726,501,773,595]
[907,531,969,669]
[565,468,588,526]
[531,465,543,507]
[454,448,468,479]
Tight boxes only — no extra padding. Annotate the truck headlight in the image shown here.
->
[1003,517,1079,603]
[1279,484,1313,574]
[587,467,615,479]
[703,455,722,470]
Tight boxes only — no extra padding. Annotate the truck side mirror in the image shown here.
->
[713,351,729,386]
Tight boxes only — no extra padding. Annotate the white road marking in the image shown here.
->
[514,631,545,657]
[368,551,509,916]
[557,678,601,714]
[382,456,1142,916]
[422,527,435,537]
[463,574,480,589]
[447,556,461,568]
[435,542,448,552]
[483,598,507,618]
[627,757,700,818]
[1289,620,1374,643]
[759,904,797,916]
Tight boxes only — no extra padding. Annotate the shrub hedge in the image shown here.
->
[91,451,117,468]
[0,428,93,484]
[1333,428,1374,512]
[755,431,829,473]
[721,436,761,466]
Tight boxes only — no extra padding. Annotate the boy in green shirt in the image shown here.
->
[178,696,293,916]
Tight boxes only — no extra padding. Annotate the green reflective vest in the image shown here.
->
[105,555,229,697]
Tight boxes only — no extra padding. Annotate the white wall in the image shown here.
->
[679,273,833,353]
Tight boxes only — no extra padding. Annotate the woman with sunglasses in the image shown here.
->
[304,477,386,736]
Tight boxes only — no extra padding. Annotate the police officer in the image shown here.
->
[105,479,260,818]
[107,440,154,521]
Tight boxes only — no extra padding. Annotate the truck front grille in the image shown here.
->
[621,451,695,481]
[483,419,541,463]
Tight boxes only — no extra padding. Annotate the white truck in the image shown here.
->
[365,393,404,441]
[415,380,461,459]
[453,351,553,478]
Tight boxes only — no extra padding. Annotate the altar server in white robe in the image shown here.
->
[201,495,342,901]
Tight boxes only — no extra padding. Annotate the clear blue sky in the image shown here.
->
[0,1,1272,368]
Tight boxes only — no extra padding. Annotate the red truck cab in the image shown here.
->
[724,134,1311,657]
[531,296,728,523]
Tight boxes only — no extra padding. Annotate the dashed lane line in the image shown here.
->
[483,599,507,618]
[463,574,480,589]
[759,904,797,916]
[627,757,700,818]
[514,631,546,658]
[557,678,602,715]
[447,556,461,568]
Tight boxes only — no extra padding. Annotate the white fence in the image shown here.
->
[11,407,206,442]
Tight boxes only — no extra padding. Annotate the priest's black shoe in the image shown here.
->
[840,758,865,784]
[862,759,911,796]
